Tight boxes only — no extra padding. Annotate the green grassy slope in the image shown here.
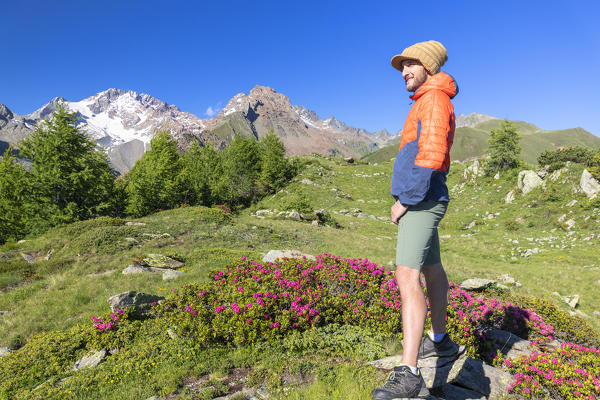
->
[1,155,599,399]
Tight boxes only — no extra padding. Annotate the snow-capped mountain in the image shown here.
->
[0,86,393,172]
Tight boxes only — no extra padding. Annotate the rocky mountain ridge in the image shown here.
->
[0,86,393,172]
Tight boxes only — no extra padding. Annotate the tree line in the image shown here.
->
[0,104,298,244]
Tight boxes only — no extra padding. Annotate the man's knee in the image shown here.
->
[395,264,421,289]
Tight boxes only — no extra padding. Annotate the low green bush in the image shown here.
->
[280,191,313,214]
[55,216,125,237]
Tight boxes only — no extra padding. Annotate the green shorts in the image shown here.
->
[396,200,448,271]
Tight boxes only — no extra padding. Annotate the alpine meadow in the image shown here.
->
[1,100,600,399]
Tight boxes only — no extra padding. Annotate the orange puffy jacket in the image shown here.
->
[390,72,458,205]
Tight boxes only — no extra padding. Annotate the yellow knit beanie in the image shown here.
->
[391,40,448,74]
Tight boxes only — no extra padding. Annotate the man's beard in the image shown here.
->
[405,73,427,92]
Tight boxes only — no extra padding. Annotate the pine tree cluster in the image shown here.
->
[0,104,298,244]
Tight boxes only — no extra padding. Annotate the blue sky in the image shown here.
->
[2,0,600,136]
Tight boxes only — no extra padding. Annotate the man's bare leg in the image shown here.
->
[421,263,449,334]
[395,264,426,367]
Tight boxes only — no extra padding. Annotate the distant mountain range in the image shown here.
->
[363,113,600,164]
[0,87,392,173]
[2,89,599,173]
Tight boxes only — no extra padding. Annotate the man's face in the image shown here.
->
[401,59,429,92]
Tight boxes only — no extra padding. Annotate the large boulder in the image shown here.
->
[107,291,164,317]
[139,254,183,269]
[485,329,533,360]
[517,170,543,195]
[72,349,107,371]
[262,250,315,263]
[504,190,515,204]
[461,278,495,291]
[370,351,512,399]
[580,169,600,198]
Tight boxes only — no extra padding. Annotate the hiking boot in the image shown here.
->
[418,334,460,359]
[371,365,430,399]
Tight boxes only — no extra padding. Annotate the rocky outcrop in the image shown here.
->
[262,250,315,263]
[580,169,600,198]
[517,170,544,194]
[370,349,513,399]
[72,349,106,371]
[463,160,483,181]
[455,113,498,128]
[107,291,164,317]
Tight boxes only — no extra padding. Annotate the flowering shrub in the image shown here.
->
[150,253,600,399]
[22,270,40,282]
[154,254,404,345]
[444,283,557,361]
[505,296,600,348]
[86,308,140,350]
[502,343,600,399]
[90,309,125,332]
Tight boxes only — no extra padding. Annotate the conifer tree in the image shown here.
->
[178,141,224,206]
[0,148,31,243]
[220,135,262,207]
[484,120,522,176]
[258,131,296,194]
[18,103,117,232]
[124,131,183,217]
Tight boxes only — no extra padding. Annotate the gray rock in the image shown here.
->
[486,329,533,359]
[125,221,146,226]
[461,278,495,291]
[162,270,185,280]
[496,274,515,285]
[72,349,106,371]
[255,383,269,399]
[563,294,580,308]
[357,213,368,218]
[518,170,543,195]
[140,254,184,269]
[565,219,576,230]
[255,209,272,216]
[262,250,315,263]
[567,199,578,207]
[107,291,164,317]
[442,384,486,400]
[549,168,566,182]
[504,190,515,204]
[453,357,513,398]
[300,178,314,185]
[463,160,483,180]
[368,354,404,370]
[493,172,500,180]
[0,310,9,316]
[463,221,477,230]
[0,347,11,357]
[288,210,301,221]
[521,248,540,258]
[580,169,600,198]
[122,265,159,275]
[20,252,35,264]
[124,237,138,243]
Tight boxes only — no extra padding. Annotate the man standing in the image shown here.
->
[372,40,460,399]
